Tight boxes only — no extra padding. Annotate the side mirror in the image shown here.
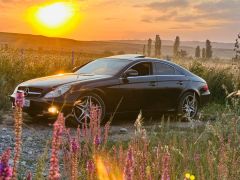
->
[123,69,139,77]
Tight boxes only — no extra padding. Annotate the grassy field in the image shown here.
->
[0,49,240,179]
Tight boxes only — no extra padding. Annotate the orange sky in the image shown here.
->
[0,0,239,42]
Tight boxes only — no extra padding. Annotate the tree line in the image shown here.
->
[143,35,213,59]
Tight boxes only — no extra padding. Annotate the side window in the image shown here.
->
[130,62,152,76]
[155,63,176,75]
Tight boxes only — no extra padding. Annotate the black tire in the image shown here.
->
[65,93,106,127]
[177,92,199,119]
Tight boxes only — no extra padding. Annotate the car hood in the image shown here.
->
[19,73,111,88]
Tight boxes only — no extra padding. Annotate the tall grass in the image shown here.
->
[0,49,239,109]
[1,93,240,179]
[0,49,102,109]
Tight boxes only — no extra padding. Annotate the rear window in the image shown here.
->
[155,63,176,75]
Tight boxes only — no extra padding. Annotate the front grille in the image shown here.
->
[17,86,43,98]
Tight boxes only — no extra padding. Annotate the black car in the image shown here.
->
[10,54,210,123]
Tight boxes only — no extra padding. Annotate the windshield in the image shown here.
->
[76,58,131,75]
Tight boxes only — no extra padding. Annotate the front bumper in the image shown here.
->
[10,96,72,116]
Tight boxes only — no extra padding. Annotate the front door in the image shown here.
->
[118,62,157,112]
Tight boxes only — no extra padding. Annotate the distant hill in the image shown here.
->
[0,32,235,59]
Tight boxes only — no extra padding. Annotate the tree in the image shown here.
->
[147,38,152,57]
[234,32,240,61]
[155,35,161,57]
[179,49,187,58]
[173,36,180,57]
[202,48,206,59]
[143,45,146,55]
[206,39,212,59]
[195,46,201,58]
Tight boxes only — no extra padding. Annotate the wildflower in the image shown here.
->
[70,138,79,180]
[26,171,32,180]
[161,153,170,180]
[49,113,65,180]
[104,121,111,145]
[190,175,195,180]
[94,134,101,149]
[123,147,134,180]
[13,92,24,179]
[0,149,13,180]
[87,160,95,174]
[71,138,79,153]
[185,173,191,179]
[15,92,24,108]
[184,173,195,180]
[87,160,95,180]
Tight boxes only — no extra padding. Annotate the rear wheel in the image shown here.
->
[65,93,106,126]
[178,92,199,119]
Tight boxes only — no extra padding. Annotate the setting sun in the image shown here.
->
[27,1,81,36]
[36,2,74,28]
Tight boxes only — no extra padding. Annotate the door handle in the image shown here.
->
[149,81,156,87]
[177,81,183,85]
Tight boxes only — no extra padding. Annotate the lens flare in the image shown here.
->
[26,1,82,36]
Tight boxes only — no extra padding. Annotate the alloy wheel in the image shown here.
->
[181,94,198,118]
[72,95,103,124]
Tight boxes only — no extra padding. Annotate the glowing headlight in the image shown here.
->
[44,85,71,98]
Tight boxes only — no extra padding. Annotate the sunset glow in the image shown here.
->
[27,1,81,36]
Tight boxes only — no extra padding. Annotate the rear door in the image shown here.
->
[154,62,188,111]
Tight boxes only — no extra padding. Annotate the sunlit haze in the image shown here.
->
[0,0,239,42]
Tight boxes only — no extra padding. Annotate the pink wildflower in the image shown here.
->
[26,171,32,180]
[13,92,24,179]
[94,134,101,149]
[86,160,95,179]
[15,92,24,108]
[70,138,79,180]
[49,113,65,180]
[123,147,134,180]
[161,153,170,180]
[0,148,13,180]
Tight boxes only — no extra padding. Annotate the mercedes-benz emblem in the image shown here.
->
[24,88,29,96]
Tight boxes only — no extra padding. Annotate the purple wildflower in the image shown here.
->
[94,134,101,148]
[161,153,170,180]
[15,92,24,108]
[123,147,134,180]
[86,160,95,174]
[0,149,13,180]
[71,138,79,153]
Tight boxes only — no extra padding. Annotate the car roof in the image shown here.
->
[106,54,146,60]
[106,54,174,64]
[105,54,194,76]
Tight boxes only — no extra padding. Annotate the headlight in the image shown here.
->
[44,85,71,98]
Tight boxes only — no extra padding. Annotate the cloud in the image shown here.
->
[140,0,240,26]
[141,0,189,11]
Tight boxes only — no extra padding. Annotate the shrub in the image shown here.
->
[189,61,236,104]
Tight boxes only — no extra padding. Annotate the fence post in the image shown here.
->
[72,50,75,67]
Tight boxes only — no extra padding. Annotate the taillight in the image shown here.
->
[202,84,209,91]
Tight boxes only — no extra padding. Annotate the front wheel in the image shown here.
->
[66,93,106,126]
[177,92,199,119]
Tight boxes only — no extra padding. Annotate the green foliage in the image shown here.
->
[189,61,236,103]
